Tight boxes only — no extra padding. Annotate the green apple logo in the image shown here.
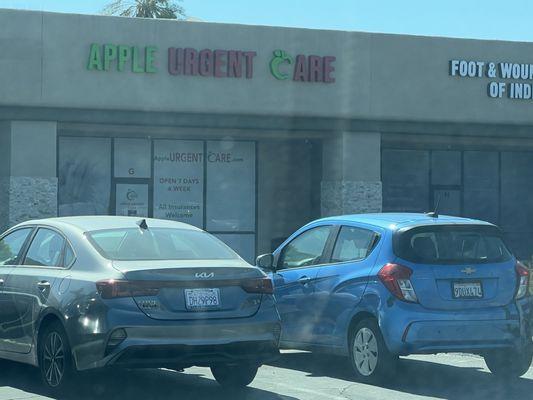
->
[270,49,293,80]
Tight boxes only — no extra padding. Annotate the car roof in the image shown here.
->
[15,216,201,233]
[315,213,494,231]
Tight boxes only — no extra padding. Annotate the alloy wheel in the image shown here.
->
[42,331,65,387]
[353,327,379,376]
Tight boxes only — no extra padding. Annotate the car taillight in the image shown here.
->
[241,277,274,294]
[378,263,418,303]
[96,280,159,299]
[515,262,530,300]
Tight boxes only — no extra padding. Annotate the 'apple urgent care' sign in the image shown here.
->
[86,44,336,83]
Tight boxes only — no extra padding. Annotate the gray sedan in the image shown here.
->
[0,216,280,394]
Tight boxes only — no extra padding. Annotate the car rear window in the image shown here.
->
[393,224,513,264]
[87,228,240,261]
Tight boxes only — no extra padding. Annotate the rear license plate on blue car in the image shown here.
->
[452,281,483,299]
[185,288,221,310]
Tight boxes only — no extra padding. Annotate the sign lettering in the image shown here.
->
[87,43,336,83]
[450,58,533,101]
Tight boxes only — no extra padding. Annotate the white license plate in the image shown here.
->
[185,288,220,310]
[452,282,483,299]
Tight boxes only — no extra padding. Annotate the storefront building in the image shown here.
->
[3,9,533,261]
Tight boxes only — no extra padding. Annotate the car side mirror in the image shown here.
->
[256,253,275,271]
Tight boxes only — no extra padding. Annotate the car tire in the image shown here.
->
[210,363,259,388]
[484,342,533,379]
[38,321,77,394]
[349,318,398,383]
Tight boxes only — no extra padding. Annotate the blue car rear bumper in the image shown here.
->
[379,297,531,356]
[401,319,519,353]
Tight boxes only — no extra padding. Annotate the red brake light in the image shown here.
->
[241,277,274,294]
[378,263,418,303]
[96,280,159,299]
[515,261,530,300]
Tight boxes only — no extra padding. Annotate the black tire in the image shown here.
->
[210,363,259,388]
[349,318,398,384]
[484,343,533,379]
[38,321,77,394]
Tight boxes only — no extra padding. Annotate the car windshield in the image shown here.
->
[394,225,513,264]
[88,228,240,261]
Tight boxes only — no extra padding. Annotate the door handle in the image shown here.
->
[298,276,311,285]
[0,278,4,286]
[37,281,51,292]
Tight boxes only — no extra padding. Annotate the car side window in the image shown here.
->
[23,228,66,267]
[63,242,76,268]
[279,225,332,270]
[331,226,378,263]
[0,228,33,266]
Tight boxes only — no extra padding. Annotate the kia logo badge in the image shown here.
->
[195,272,214,278]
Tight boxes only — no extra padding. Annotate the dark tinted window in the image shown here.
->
[331,226,378,263]
[279,226,331,269]
[0,228,33,266]
[394,225,512,264]
[24,229,65,267]
[88,228,239,261]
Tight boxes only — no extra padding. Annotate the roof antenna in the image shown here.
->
[136,218,149,230]
[427,194,441,218]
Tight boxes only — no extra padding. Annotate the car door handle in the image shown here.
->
[0,279,4,286]
[298,276,312,285]
[37,281,51,291]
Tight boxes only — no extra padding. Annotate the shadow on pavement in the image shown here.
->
[270,352,533,399]
[0,360,295,400]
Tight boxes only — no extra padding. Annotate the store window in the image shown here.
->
[153,140,204,228]
[114,138,151,178]
[58,136,257,262]
[382,146,533,259]
[58,137,111,216]
[206,141,256,260]
[206,141,255,232]
[215,233,256,263]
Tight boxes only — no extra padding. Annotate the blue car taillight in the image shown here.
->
[378,263,419,303]
[515,262,530,300]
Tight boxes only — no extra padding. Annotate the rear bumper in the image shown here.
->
[379,297,531,355]
[69,296,281,371]
[109,341,279,368]
[401,319,520,354]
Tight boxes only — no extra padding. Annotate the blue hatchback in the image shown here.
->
[256,213,533,382]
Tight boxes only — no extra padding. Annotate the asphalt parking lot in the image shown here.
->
[0,351,531,400]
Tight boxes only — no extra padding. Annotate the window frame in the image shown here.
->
[277,224,336,271]
[0,227,36,267]
[326,224,381,265]
[18,226,76,270]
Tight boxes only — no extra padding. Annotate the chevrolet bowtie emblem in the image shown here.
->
[461,267,476,275]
